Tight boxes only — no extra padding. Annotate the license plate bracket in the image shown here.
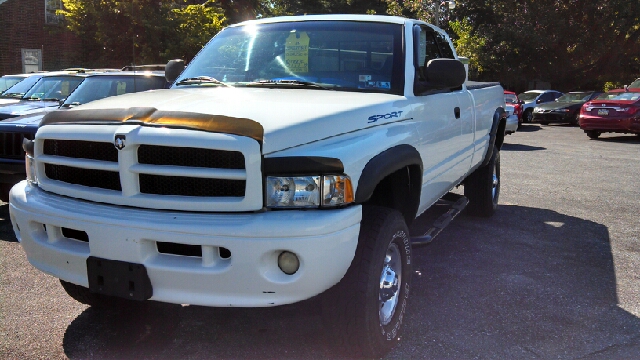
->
[87,256,153,301]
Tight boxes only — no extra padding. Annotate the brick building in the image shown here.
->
[0,0,82,75]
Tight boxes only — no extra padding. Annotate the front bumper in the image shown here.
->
[9,181,362,307]
[505,114,518,134]
[532,112,575,123]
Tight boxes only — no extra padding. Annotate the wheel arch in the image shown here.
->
[354,145,422,226]
[481,107,507,167]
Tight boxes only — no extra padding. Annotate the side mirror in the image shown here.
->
[414,59,466,95]
[423,58,466,88]
[536,99,542,104]
[165,59,185,83]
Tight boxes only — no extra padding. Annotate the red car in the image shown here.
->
[579,89,640,139]
[504,90,523,124]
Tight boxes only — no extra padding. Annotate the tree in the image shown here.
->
[60,0,225,67]
[165,1,226,60]
[452,0,640,91]
[268,0,388,17]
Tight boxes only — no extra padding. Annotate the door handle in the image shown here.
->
[454,107,461,119]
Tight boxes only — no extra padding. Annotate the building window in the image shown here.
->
[45,0,64,25]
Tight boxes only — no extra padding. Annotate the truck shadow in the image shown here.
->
[61,205,640,359]
[515,124,542,132]
[501,143,546,152]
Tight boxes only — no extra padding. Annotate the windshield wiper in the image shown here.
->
[246,79,334,90]
[27,97,60,101]
[61,102,81,108]
[2,93,24,99]
[175,76,230,87]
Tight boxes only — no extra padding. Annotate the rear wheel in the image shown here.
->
[586,130,600,139]
[465,148,500,217]
[322,206,412,358]
[0,184,11,203]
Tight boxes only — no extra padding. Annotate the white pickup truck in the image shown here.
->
[9,15,506,357]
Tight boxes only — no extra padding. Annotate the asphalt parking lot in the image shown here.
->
[1,123,639,359]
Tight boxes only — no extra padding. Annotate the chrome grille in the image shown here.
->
[138,145,244,169]
[139,174,245,197]
[45,164,122,191]
[35,124,263,212]
[43,139,118,162]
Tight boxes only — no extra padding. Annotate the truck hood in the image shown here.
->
[46,87,407,154]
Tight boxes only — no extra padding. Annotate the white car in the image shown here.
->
[504,103,519,134]
[518,89,563,122]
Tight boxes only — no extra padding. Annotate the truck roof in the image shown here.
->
[231,14,415,27]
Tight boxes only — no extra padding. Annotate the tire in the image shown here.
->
[0,183,11,203]
[540,121,549,125]
[586,131,600,139]
[60,279,120,307]
[464,148,500,217]
[322,206,412,358]
[572,116,580,126]
[524,109,533,123]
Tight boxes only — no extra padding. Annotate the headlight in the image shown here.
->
[23,139,38,185]
[266,175,353,209]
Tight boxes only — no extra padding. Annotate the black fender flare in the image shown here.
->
[355,144,423,204]
[481,107,507,167]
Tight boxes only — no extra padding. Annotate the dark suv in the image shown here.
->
[0,71,169,201]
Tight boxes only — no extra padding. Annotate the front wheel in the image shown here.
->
[524,109,533,123]
[464,148,500,217]
[322,206,412,358]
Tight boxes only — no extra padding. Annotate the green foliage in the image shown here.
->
[60,0,225,67]
[603,81,624,92]
[268,0,387,17]
[58,0,639,92]
[449,19,484,75]
[165,1,226,60]
[453,0,640,92]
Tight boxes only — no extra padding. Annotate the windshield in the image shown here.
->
[0,76,26,93]
[518,92,540,101]
[63,75,167,107]
[1,75,43,98]
[24,76,85,101]
[174,21,404,94]
[556,92,591,102]
[504,93,518,103]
